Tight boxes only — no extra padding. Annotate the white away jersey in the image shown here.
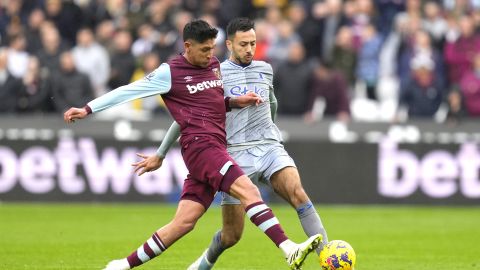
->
[221,60,283,148]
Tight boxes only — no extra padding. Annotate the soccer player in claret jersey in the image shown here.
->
[63,20,321,270]
[132,18,329,270]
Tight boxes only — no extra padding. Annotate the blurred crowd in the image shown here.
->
[1,0,480,123]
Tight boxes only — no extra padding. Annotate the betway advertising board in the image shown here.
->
[0,138,479,204]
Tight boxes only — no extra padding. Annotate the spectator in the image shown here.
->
[331,26,357,86]
[375,0,405,38]
[456,53,480,117]
[349,0,378,50]
[398,55,446,118]
[287,1,322,59]
[129,52,166,113]
[104,0,128,27]
[398,30,445,89]
[252,19,270,61]
[263,6,282,43]
[274,42,312,116]
[17,56,53,113]
[108,30,136,90]
[36,22,69,73]
[356,24,382,100]
[305,60,350,123]
[267,19,300,67]
[125,0,150,36]
[394,0,422,26]
[318,0,346,62]
[44,0,84,46]
[0,0,29,44]
[51,51,94,112]
[25,8,45,54]
[444,15,480,85]
[423,1,448,49]
[95,20,116,52]
[0,49,22,113]
[152,10,192,62]
[72,27,110,96]
[131,23,155,57]
[6,33,29,79]
[82,0,114,29]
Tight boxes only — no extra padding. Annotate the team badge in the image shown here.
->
[144,71,156,81]
[212,68,222,80]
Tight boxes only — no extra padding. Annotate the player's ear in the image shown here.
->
[184,41,191,53]
[226,39,233,52]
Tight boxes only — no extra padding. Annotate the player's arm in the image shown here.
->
[226,92,263,111]
[266,63,277,121]
[156,121,180,158]
[269,87,278,122]
[131,121,180,176]
[64,63,172,123]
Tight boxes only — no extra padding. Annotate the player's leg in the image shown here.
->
[187,202,244,270]
[104,185,208,270]
[270,166,328,250]
[226,171,322,269]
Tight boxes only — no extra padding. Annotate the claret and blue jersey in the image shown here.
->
[87,55,228,146]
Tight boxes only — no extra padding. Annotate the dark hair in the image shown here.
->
[226,17,254,39]
[183,19,218,43]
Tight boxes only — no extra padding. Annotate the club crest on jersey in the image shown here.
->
[144,71,156,81]
[212,68,222,79]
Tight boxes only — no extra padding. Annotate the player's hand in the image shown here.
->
[132,153,164,176]
[234,92,263,108]
[64,107,88,123]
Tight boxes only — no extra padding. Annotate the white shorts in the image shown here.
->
[221,142,296,205]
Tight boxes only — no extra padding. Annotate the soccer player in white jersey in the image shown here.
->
[133,18,328,270]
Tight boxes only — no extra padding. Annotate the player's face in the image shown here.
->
[185,39,216,68]
[227,29,256,65]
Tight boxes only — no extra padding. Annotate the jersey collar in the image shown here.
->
[227,59,252,69]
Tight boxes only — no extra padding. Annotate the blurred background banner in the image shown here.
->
[1,116,479,205]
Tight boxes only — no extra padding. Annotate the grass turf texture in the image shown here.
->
[1,204,479,270]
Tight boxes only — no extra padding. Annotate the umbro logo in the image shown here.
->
[184,76,193,82]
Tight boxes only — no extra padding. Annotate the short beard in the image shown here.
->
[235,55,252,65]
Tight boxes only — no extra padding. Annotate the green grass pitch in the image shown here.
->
[1,203,479,270]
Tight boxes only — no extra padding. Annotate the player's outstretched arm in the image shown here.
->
[82,63,172,116]
[131,121,180,176]
[229,92,263,108]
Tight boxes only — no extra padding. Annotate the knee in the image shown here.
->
[289,184,309,207]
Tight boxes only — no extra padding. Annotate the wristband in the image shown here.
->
[84,105,92,115]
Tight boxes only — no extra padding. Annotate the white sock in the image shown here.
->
[279,239,296,257]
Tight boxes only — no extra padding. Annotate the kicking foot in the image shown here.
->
[103,258,130,270]
[286,234,322,270]
[187,249,213,270]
